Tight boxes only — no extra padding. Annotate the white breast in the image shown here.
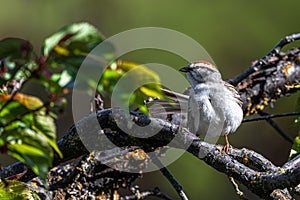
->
[187,83,243,138]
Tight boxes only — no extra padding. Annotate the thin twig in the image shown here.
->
[228,176,247,200]
[258,111,294,143]
[151,156,188,200]
[227,33,300,86]
[242,111,300,123]
[125,187,174,200]
[0,79,25,111]
[0,51,47,112]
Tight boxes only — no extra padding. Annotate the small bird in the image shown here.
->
[147,60,243,152]
[179,60,243,152]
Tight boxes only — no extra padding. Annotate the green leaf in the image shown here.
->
[42,22,108,70]
[100,69,123,93]
[2,113,61,180]
[140,86,164,99]
[32,112,62,158]
[0,93,43,124]
[4,126,53,181]
[0,180,38,200]
[289,133,300,160]
[0,38,32,60]
[0,102,28,125]
[40,22,112,96]
[57,70,72,88]
[8,143,51,181]
[0,38,35,85]
[0,93,60,181]
[42,22,105,57]
[36,73,65,94]
[13,61,37,81]
[98,60,164,111]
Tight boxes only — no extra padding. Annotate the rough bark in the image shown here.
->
[1,38,300,199]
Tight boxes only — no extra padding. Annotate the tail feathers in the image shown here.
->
[147,102,187,115]
[160,88,189,102]
[145,88,188,115]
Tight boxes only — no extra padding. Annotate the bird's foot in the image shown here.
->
[223,142,230,153]
[223,134,231,153]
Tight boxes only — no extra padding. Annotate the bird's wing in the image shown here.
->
[145,88,189,115]
[146,99,186,114]
[223,81,243,107]
[160,88,189,103]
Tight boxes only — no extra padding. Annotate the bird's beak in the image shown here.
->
[179,66,190,72]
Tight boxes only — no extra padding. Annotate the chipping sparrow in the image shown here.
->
[147,60,243,152]
[179,60,243,152]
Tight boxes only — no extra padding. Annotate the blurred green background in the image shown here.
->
[1,1,300,199]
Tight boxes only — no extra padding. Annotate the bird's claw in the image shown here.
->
[223,143,231,153]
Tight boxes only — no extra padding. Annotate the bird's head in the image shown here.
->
[179,60,222,87]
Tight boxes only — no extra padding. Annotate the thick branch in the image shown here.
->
[1,35,299,199]
[1,108,298,199]
[234,47,300,115]
[227,33,300,86]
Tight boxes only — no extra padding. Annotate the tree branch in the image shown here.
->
[243,111,300,122]
[227,33,300,86]
[1,108,299,199]
[258,110,294,143]
[234,47,300,116]
[1,35,299,199]
[151,156,188,200]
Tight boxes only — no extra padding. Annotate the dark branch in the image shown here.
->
[1,34,299,200]
[124,187,174,200]
[243,111,300,122]
[227,33,300,86]
[258,111,294,143]
[1,108,298,199]
[152,156,188,200]
[235,47,300,116]
[228,176,248,199]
